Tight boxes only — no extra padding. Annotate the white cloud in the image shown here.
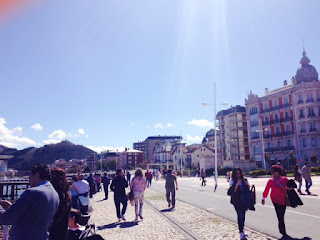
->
[0,118,36,148]
[48,129,67,140]
[31,123,43,131]
[185,135,202,143]
[87,146,126,153]
[43,139,62,145]
[187,119,213,128]
[78,128,85,135]
[154,123,164,129]
[154,123,175,129]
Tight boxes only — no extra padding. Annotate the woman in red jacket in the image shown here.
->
[262,165,291,240]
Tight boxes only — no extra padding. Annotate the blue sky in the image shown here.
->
[1,0,320,152]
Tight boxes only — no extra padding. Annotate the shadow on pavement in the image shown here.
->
[97,221,139,230]
[279,236,312,240]
[160,208,175,213]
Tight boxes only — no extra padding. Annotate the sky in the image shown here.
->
[1,0,320,152]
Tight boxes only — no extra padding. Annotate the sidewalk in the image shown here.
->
[90,188,276,240]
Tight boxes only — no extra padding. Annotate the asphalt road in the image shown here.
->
[150,177,320,240]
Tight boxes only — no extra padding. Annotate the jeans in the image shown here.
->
[297,179,302,192]
[147,178,152,187]
[201,177,206,186]
[273,202,286,236]
[166,188,176,207]
[134,195,144,216]
[305,179,312,191]
[234,205,246,233]
[114,195,128,218]
[71,196,78,209]
[103,184,109,199]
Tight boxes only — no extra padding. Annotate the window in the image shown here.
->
[276,127,281,134]
[275,114,279,120]
[307,93,314,102]
[250,107,258,115]
[277,141,282,148]
[284,97,289,104]
[308,108,315,117]
[311,138,317,147]
[267,142,272,149]
[299,109,305,118]
[302,138,307,148]
[285,125,291,132]
[287,140,292,147]
[265,116,269,122]
[285,111,290,119]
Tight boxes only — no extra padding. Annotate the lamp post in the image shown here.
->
[256,128,268,170]
[202,83,228,191]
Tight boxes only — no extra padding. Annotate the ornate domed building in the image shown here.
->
[295,50,319,84]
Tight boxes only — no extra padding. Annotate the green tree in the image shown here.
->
[106,160,117,170]
[310,153,319,166]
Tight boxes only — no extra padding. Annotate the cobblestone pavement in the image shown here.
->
[89,187,277,240]
[89,190,187,240]
[144,188,277,240]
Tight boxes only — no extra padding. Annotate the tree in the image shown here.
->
[288,151,296,166]
[106,160,117,171]
[310,153,319,166]
[83,166,90,173]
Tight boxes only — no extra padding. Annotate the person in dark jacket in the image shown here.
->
[102,173,111,200]
[0,164,59,240]
[86,174,95,198]
[227,168,250,240]
[110,169,128,222]
[49,167,71,240]
[286,179,303,208]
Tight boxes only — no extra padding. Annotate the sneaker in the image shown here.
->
[121,215,126,221]
[168,203,171,208]
[118,218,121,222]
[135,215,139,221]
[139,214,143,220]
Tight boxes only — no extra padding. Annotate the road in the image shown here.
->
[150,176,320,240]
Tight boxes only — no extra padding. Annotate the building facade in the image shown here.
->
[119,149,144,169]
[217,105,254,172]
[246,50,320,168]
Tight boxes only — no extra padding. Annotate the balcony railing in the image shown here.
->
[264,134,272,139]
[310,128,318,132]
[299,114,305,119]
[298,99,304,104]
[300,129,307,133]
[308,113,316,118]
[271,106,280,111]
[265,146,295,152]
[281,117,292,123]
[307,98,315,103]
[271,119,280,125]
[262,108,270,113]
[262,121,270,126]
[272,133,283,138]
[281,103,291,109]
[284,131,293,136]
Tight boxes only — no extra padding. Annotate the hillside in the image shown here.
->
[6,141,96,171]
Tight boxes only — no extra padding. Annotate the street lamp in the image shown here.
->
[202,83,228,191]
[256,128,269,170]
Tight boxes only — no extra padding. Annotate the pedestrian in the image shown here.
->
[302,161,312,195]
[262,165,291,240]
[110,169,128,222]
[102,172,111,200]
[145,170,152,187]
[74,174,90,214]
[127,171,131,185]
[153,169,156,180]
[165,169,178,208]
[0,164,59,240]
[277,162,287,176]
[70,175,79,209]
[49,167,72,240]
[294,165,303,194]
[227,168,253,240]
[130,168,147,221]
[200,168,207,186]
[86,173,95,198]
[68,209,84,240]
[94,173,102,192]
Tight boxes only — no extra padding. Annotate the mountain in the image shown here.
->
[6,141,96,171]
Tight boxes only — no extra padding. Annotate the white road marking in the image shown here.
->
[177,186,320,220]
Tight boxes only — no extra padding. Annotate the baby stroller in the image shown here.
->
[74,214,105,240]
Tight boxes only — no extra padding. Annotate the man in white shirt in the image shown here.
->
[73,175,90,214]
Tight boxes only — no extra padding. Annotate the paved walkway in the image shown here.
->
[90,187,276,240]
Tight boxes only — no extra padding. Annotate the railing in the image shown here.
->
[308,113,316,118]
[310,128,318,132]
[284,131,293,136]
[261,108,270,113]
[300,129,307,133]
[307,98,314,103]
[265,146,295,152]
[262,121,270,126]
[299,114,305,119]
[271,119,280,124]
[271,105,280,111]
[0,181,29,201]
[298,99,304,104]
[281,117,292,123]
[281,103,291,109]
[272,133,283,138]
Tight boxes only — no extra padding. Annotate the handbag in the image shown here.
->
[128,190,134,201]
[250,185,256,205]
[277,183,291,207]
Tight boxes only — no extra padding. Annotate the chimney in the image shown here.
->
[291,76,296,85]
[265,88,269,96]
[283,80,287,86]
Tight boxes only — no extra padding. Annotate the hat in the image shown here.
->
[271,165,282,173]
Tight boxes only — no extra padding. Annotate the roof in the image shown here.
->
[216,105,246,117]
[125,149,143,153]
[185,145,214,154]
[145,136,182,141]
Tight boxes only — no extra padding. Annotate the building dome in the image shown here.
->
[295,50,319,84]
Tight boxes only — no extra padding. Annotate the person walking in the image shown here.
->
[130,168,147,221]
[86,173,95,198]
[110,169,128,222]
[145,170,152,187]
[94,173,102,192]
[127,171,131,185]
[294,165,303,194]
[73,175,90,214]
[165,169,178,208]
[102,173,111,200]
[227,168,253,240]
[302,161,312,195]
[200,168,207,186]
[49,167,72,240]
[0,164,59,240]
[262,165,291,240]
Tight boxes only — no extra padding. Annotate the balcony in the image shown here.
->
[300,129,307,133]
[265,148,273,153]
[283,146,295,151]
[284,131,293,136]
[281,103,291,109]
[264,134,272,139]
[271,106,280,111]
[307,98,315,103]
[273,132,283,138]
[262,121,270,126]
[310,128,318,132]
[251,136,260,140]
[298,99,304,104]
[262,108,270,113]
[271,119,281,125]
[299,114,305,119]
[281,117,292,123]
[308,113,316,118]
